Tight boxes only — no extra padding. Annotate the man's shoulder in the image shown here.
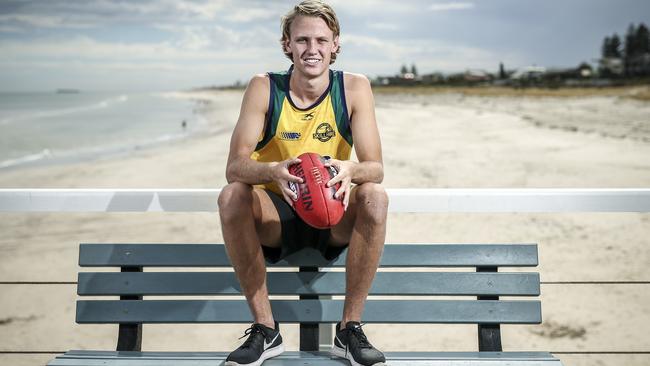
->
[249,73,271,88]
[241,74,271,112]
[342,72,371,92]
[342,72,372,109]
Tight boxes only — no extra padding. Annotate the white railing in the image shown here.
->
[0,188,649,212]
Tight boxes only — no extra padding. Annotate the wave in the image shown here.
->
[0,149,53,169]
[0,94,129,126]
[0,130,193,171]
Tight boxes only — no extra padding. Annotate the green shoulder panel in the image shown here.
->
[255,71,289,151]
[330,70,353,147]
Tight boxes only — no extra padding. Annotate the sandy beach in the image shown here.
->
[1,87,649,366]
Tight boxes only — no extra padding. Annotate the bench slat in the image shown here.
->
[79,244,538,267]
[78,271,540,296]
[48,351,563,366]
[76,299,541,324]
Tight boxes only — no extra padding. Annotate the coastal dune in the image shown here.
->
[0,88,649,366]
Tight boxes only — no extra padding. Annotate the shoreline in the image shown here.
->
[1,89,649,189]
[0,89,243,174]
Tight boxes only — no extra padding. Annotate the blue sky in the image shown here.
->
[0,0,649,92]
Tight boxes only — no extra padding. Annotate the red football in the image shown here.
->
[288,152,344,229]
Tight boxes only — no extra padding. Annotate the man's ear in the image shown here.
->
[332,35,339,53]
[283,39,292,54]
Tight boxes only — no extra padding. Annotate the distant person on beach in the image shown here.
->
[181,119,187,131]
[218,1,388,365]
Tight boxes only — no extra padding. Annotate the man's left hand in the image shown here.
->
[324,158,356,210]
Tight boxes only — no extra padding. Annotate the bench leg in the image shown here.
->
[117,323,142,351]
[300,266,320,351]
[478,324,502,352]
[477,266,503,352]
[117,266,143,352]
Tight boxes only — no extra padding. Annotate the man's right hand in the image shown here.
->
[272,157,303,207]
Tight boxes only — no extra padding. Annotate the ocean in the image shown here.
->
[0,91,205,170]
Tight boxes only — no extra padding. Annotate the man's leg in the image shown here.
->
[217,182,282,329]
[329,182,389,328]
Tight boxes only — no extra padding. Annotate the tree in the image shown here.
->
[410,63,418,76]
[602,36,611,58]
[499,62,506,79]
[625,23,637,57]
[400,64,408,75]
[610,34,622,58]
[623,23,650,76]
[624,24,637,76]
[602,34,622,58]
[636,23,649,54]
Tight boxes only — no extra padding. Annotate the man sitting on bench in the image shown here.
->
[217,1,388,365]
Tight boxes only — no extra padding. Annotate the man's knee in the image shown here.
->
[218,182,253,221]
[355,183,389,224]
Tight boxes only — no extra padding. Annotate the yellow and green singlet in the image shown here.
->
[251,65,353,194]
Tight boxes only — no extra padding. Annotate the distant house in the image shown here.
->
[577,63,594,78]
[373,71,421,86]
[510,66,546,80]
[463,69,491,82]
[599,57,624,76]
[420,72,444,84]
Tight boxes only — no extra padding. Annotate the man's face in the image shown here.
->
[285,15,339,77]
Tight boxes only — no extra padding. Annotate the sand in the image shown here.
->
[1,88,649,366]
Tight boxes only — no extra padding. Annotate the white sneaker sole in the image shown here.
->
[331,344,386,366]
[225,343,285,366]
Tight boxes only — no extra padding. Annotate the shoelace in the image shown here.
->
[342,323,372,357]
[238,324,267,348]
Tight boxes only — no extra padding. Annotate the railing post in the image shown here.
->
[477,266,503,352]
[299,266,319,351]
[116,266,142,352]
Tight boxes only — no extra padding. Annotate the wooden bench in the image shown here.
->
[48,243,563,365]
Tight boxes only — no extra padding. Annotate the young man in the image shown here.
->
[218,1,388,365]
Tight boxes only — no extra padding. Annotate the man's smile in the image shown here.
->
[303,57,322,65]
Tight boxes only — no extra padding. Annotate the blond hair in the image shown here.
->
[280,0,341,64]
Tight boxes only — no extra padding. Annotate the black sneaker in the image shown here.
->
[331,321,386,366]
[225,321,284,366]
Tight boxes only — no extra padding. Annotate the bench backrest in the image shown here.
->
[76,243,541,351]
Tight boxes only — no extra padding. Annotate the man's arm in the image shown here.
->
[326,73,384,208]
[346,73,384,184]
[225,74,302,204]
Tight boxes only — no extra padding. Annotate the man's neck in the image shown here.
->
[289,67,330,108]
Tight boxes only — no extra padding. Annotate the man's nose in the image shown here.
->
[307,40,318,53]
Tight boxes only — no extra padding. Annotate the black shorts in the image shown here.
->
[261,189,348,263]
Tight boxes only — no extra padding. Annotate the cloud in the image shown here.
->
[0,30,282,67]
[328,0,417,14]
[366,22,400,31]
[0,14,94,29]
[428,2,475,12]
[173,0,227,20]
[227,7,279,23]
[340,33,523,75]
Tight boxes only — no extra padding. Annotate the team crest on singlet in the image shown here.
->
[313,122,335,142]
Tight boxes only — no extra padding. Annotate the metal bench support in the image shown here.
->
[299,266,319,351]
[116,266,143,352]
[477,266,502,352]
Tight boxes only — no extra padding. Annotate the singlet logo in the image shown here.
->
[313,122,336,142]
[280,131,301,141]
[302,112,315,121]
